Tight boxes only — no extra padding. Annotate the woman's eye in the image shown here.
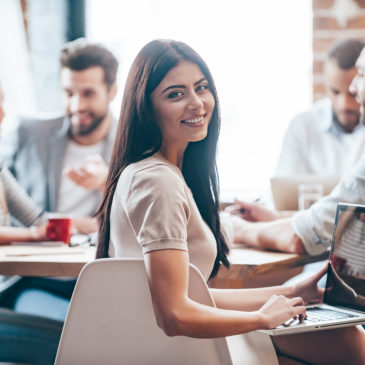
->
[167,91,183,99]
[197,84,210,92]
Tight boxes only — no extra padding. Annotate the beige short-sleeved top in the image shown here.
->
[109,152,217,280]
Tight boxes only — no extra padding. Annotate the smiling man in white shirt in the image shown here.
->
[276,38,365,177]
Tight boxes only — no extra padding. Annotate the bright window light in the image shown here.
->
[87,0,313,200]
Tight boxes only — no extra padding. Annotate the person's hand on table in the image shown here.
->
[229,213,306,254]
[291,261,328,305]
[72,217,98,235]
[229,214,255,242]
[225,199,280,222]
[29,223,49,241]
[64,154,108,191]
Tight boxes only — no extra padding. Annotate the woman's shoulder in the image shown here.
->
[117,154,186,197]
[127,154,182,181]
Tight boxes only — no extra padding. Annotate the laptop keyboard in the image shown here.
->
[305,307,358,323]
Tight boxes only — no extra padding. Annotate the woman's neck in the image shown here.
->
[158,144,187,169]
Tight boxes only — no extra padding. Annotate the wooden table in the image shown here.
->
[209,244,329,288]
[0,244,96,277]
[0,243,328,287]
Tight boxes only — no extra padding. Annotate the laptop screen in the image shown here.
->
[324,203,365,312]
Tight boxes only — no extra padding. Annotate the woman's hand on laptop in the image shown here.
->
[292,262,328,305]
[258,295,306,329]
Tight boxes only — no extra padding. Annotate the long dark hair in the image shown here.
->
[96,39,229,277]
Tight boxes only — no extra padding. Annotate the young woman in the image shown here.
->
[97,40,365,364]
[0,84,51,240]
[0,84,63,365]
[0,85,48,242]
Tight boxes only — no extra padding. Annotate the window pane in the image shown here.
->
[87,0,312,199]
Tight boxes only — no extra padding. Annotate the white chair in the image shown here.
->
[55,258,277,365]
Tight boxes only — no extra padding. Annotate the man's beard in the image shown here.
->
[333,109,360,133]
[70,113,105,136]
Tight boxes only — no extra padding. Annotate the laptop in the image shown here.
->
[270,175,340,211]
[260,202,365,335]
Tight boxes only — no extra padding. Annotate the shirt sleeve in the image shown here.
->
[292,156,365,255]
[1,166,45,226]
[0,117,21,176]
[125,164,190,254]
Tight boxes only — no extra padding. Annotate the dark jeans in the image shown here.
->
[0,276,76,309]
[0,277,75,363]
[0,307,63,365]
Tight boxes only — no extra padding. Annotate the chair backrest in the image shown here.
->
[55,258,233,365]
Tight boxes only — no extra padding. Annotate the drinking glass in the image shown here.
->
[298,183,323,210]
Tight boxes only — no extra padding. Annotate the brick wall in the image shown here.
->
[312,0,365,101]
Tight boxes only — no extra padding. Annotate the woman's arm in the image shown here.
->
[212,263,327,311]
[211,286,294,311]
[145,249,306,338]
[1,166,97,234]
[0,225,47,244]
[1,166,45,226]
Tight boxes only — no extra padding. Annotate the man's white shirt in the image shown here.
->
[275,98,365,176]
[57,139,104,216]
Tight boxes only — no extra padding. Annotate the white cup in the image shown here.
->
[298,183,323,210]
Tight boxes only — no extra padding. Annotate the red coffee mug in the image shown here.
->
[46,217,72,243]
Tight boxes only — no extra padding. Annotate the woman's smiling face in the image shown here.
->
[151,61,215,156]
